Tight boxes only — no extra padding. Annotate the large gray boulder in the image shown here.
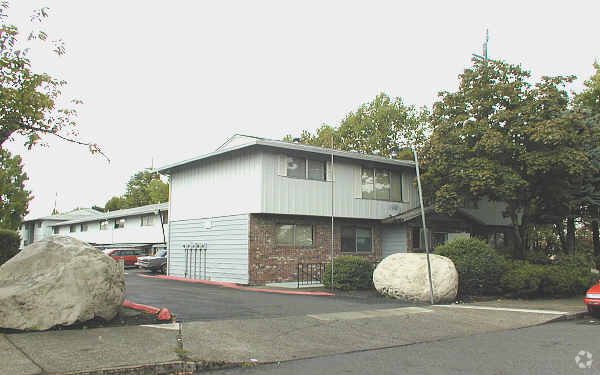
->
[373,253,458,303]
[0,236,125,330]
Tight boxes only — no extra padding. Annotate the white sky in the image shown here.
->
[4,1,599,219]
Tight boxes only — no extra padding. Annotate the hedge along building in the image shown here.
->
[158,134,514,285]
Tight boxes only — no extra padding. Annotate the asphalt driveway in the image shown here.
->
[125,269,412,322]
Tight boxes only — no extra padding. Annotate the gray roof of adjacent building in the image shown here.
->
[47,203,169,227]
[24,208,104,223]
[158,134,416,174]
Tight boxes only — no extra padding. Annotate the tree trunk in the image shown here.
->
[510,210,524,259]
[555,221,567,251]
[593,219,599,258]
[566,217,576,253]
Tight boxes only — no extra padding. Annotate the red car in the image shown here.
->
[585,280,600,317]
[103,249,146,267]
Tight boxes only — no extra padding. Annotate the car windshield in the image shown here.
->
[156,250,167,257]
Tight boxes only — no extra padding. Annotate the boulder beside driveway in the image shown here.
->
[373,253,458,303]
[0,236,125,330]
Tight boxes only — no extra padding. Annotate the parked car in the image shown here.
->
[585,280,600,317]
[136,250,168,274]
[103,249,146,268]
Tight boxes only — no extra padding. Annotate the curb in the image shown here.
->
[61,360,243,375]
[545,310,590,324]
[122,300,172,321]
[138,274,335,296]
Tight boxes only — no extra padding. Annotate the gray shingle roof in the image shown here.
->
[47,202,169,227]
[25,208,104,222]
[158,135,415,174]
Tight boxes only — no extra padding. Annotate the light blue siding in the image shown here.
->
[381,224,407,258]
[168,214,249,284]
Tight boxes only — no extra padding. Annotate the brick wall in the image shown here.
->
[248,213,382,284]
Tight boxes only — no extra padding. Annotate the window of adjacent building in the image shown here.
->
[80,223,88,232]
[361,168,402,201]
[114,218,125,229]
[432,232,449,248]
[286,157,326,181]
[100,221,110,231]
[53,226,59,234]
[275,224,313,246]
[69,224,77,233]
[141,214,154,226]
[491,231,505,248]
[341,226,372,252]
[412,227,424,249]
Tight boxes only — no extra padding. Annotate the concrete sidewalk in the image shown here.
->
[0,298,588,375]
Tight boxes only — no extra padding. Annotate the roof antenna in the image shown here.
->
[472,28,496,63]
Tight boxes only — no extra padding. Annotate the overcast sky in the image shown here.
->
[4,1,599,219]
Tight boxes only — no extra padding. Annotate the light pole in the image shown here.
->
[412,147,435,305]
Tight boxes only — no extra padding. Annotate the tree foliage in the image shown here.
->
[104,171,169,211]
[420,58,600,258]
[0,148,31,230]
[285,93,429,158]
[0,3,104,157]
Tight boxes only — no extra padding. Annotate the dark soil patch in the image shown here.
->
[0,305,169,334]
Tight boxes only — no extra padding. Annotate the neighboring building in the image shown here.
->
[19,208,103,248]
[19,203,169,253]
[158,134,514,285]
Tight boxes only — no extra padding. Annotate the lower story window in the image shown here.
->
[342,226,372,252]
[275,224,313,246]
[432,232,448,248]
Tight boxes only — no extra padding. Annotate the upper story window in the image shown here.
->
[100,220,110,231]
[287,157,326,181]
[275,224,313,246]
[69,224,77,233]
[141,214,154,226]
[80,223,88,232]
[114,218,126,229]
[361,167,402,201]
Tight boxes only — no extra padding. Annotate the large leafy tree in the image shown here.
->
[285,93,430,159]
[419,58,600,258]
[575,62,600,257]
[0,149,31,229]
[0,3,103,156]
[105,171,169,210]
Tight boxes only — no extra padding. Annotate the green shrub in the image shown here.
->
[435,238,506,297]
[322,256,374,290]
[0,229,20,266]
[500,257,596,298]
[500,261,545,298]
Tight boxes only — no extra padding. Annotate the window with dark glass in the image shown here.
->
[275,224,313,246]
[342,226,372,253]
[432,232,448,248]
[114,218,125,229]
[286,156,326,181]
[69,224,77,233]
[80,223,88,232]
[141,214,154,226]
[361,167,402,201]
[53,226,59,234]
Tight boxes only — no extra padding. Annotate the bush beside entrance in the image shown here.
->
[0,230,20,267]
[322,256,374,290]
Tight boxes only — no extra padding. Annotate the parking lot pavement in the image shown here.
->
[125,269,413,322]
